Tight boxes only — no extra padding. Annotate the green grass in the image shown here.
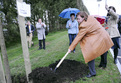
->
[3,31,121,83]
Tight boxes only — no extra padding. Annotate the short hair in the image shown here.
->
[109,6,116,12]
[70,13,75,17]
[76,11,88,21]
[27,20,30,23]
[38,18,42,22]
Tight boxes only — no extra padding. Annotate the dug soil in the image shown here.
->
[12,59,89,83]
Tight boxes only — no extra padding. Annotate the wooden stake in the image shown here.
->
[0,19,12,83]
[17,0,32,82]
[0,54,6,83]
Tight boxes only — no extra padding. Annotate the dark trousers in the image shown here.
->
[99,51,108,67]
[111,37,120,61]
[88,59,96,75]
[68,34,77,51]
[114,48,118,60]
[39,39,45,49]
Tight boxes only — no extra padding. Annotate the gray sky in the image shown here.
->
[83,0,121,16]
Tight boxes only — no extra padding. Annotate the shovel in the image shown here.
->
[54,51,69,72]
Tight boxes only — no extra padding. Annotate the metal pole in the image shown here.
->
[0,19,12,83]
[17,0,32,82]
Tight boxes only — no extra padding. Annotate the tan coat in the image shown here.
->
[69,16,114,63]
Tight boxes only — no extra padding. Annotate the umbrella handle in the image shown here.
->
[56,52,69,68]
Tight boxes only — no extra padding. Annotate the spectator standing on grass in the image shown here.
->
[36,18,46,50]
[66,13,79,53]
[26,21,35,48]
[105,5,120,64]
[67,11,113,78]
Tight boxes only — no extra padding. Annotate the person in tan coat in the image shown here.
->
[68,11,114,78]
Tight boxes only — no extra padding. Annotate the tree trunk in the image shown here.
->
[77,0,81,10]
[34,15,35,27]
[0,19,12,83]
[77,0,84,11]
[0,54,6,83]
[76,0,89,14]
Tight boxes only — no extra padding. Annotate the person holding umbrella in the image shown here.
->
[59,8,80,53]
[67,11,113,78]
[66,13,79,53]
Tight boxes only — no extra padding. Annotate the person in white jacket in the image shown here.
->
[105,5,120,64]
[36,19,46,50]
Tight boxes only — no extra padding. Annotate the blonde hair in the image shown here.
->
[76,11,88,21]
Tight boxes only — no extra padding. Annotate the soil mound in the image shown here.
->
[29,59,89,83]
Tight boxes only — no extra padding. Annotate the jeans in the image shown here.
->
[68,34,77,51]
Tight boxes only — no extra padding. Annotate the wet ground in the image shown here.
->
[12,59,89,83]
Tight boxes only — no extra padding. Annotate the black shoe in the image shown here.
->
[98,65,102,68]
[102,66,106,69]
[43,47,46,50]
[38,48,42,50]
[32,43,34,46]
[114,59,117,64]
[86,74,96,78]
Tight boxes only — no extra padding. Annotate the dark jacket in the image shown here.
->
[26,25,35,36]
[118,20,121,34]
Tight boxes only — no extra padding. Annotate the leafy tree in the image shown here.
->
[0,0,19,45]
[0,0,89,45]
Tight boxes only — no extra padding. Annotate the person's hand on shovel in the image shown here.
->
[68,49,71,53]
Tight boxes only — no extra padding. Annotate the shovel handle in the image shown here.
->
[56,52,69,68]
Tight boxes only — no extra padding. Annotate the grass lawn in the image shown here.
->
[4,30,121,83]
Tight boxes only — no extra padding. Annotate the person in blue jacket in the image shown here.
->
[66,13,79,53]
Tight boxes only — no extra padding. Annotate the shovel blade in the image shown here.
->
[54,67,57,72]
